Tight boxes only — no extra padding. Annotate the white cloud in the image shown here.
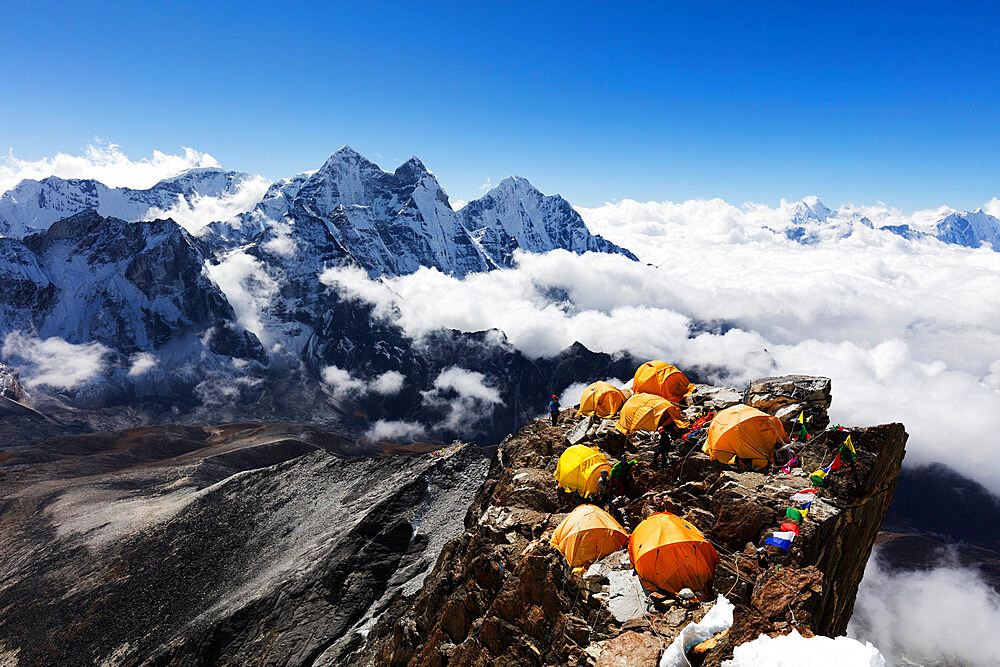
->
[1,332,109,389]
[421,366,502,432]
[193,373,262,406]
[127,351,158,377]
[320,364,366,400]
[559,377,626,410]
[849,550,1000,666]
[0,141,220,193]
[143,174,272,234]
[205,250,279,345]
[318,265,398,316]
[317,199,1000,495]
[371,370,405,395]
[365,419,426,441]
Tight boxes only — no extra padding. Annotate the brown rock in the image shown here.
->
[751,566,823,622]
[595,631,662,667]
[710,499,774,551]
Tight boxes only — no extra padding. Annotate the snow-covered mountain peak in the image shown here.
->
[493,175,537,195]
[393,156,434,184]
[790,196,832,223]
[0,168,258,239]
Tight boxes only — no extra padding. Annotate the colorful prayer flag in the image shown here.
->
[828,451,842,472]
[790,491,816,503]
[764,536,792,550]
[772,530,797,542]
[780,522,800,534]
[844,435,856,455]
[785,507,804,521]
[780,453,800,474]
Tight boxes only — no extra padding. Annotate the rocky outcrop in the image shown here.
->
[0,363,24,402]
[744,375,832,432]
[355,376,906,666]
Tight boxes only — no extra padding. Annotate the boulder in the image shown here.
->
[746,375,832,432]
[594,631,662,667]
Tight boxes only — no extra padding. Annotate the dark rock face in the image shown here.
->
[5,209,263,360]
[354,378,906,666]
[0,423,488,666]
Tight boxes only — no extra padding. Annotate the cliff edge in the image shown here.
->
[351,376,907,666]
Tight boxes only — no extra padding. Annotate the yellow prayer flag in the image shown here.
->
[797,411,805,425]
[845,435,856,455]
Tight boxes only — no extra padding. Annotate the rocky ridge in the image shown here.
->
[0,423,489,666]
[351,375,907,666]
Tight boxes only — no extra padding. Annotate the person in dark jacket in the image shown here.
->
[653,425,674,469]
[548,395,560,427]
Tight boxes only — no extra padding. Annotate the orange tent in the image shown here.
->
[632,361,695,403]
[615,393,688,435]
[577,381,627,418]
[554,444,612,498]
[702,404,788,468]
[550,504,629,567]
[628,513,719,593]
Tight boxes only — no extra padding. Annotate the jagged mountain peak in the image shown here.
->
[319,145,383,173]
[393,156,434,185]
[789,196,832,222]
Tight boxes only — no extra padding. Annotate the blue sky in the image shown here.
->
[2,1,999,209]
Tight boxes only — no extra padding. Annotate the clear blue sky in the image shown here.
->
[2,1,999,210]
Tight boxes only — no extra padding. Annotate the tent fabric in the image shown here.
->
[632,361,695,403]
[628,512,720,594]
[615,393,689,435]
[550,504,629,567]
[554,444,612,498]
[577,381,627,418]
[701,404,788,469]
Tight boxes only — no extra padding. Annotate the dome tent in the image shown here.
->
[577,381,627,419]
[702,404,788,469]
[628,513,720,594]
[615,393,688,436]
[550,504,629,567]
[632,361,695,403]
[554,444,612,498]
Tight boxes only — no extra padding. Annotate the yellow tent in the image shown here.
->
[550,504,629,567]
[615,393,689,436]
[702,404,788,468]
[577,381,627,418]
[629,512,719,593]
[554,444,612,498]
[632,361,695,403]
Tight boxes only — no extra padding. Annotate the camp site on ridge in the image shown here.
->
[431,360,903,665]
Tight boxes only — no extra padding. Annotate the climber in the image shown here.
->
[548,395,560,427]
[609,458,637,497]
[653,425,674,469]
[593,469,612,510]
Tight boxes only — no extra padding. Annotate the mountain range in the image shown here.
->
[0,148,637,444]
[4,147,1000,446]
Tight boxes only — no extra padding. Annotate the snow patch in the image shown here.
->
[723,629,884,666]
